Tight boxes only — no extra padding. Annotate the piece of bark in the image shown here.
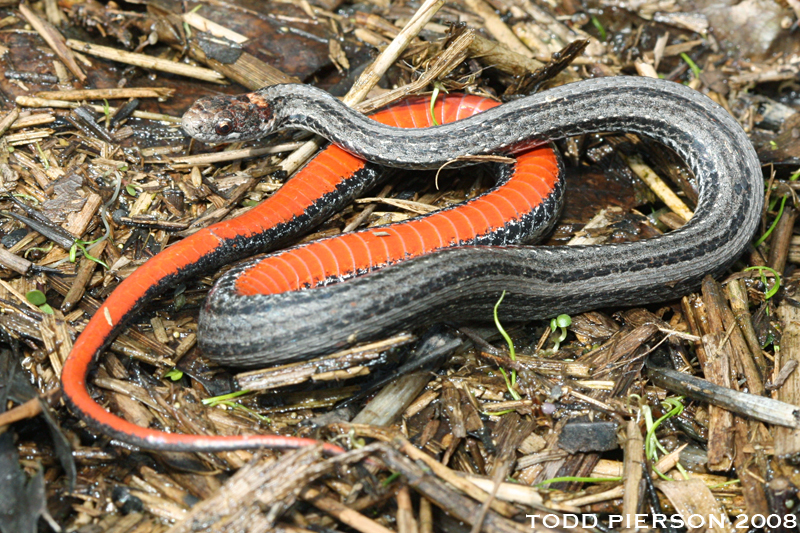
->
[702,332,735,471]
[622,418,644,521]
[726,279,767,371]
[733,417,769,518]
[702,276,764,395]
[775,300,800,458]
[654,479,732,533]
[768,205,796,275]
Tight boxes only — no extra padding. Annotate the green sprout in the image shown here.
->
[23,242,53,259]
[643,396,688,480]
[70,238,109,270]
[756,194,787,248]
[164,368,184,381]
[760,171,799,244]
[537,476,621,488]
[744,265,781,301]
[26,289,53,314]
[35,142,49,170]
[183,4,203,38]
[202,389,269,422]
[590,16,606,41]
[202,389,251,406]
[382,472,402,486]
[493,291,520,401]
[12,193,39,205]
[708,479,741,489]
[429,82,448,126]
[549,314,572,352]
[680,53,702,79]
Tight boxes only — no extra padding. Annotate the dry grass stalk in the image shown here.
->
[463,0,532,58]
[15,95,182,122]
[66,39,227,83]
[621,418,644,520]
[18,3,86,81]
[34,87,175,100]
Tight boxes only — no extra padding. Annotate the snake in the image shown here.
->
[61,76,762,452]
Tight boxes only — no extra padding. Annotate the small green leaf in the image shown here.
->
[556,314,572,328]
[165,368,184,381]
[590,16,607,41]
[126,184,138,197]
[680,52,702,78]
[39,303,54,315]
[26,290,47,306]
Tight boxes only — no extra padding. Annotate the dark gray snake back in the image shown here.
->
[198,77,763,366]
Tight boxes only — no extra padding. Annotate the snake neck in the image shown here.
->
[258,84,354,140]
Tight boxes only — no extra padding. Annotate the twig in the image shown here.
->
[15,96,181,123]
[34,87,175,101]
[18,3,86,81]
[66,39,226,83]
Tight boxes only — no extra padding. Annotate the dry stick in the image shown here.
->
[396,486,418,533]
[182,12,248,44]
[776,300,800,458]
[655,479,732,533]
[300,487,396,533]
[11,114,54,130]
[343,184,393,232]
[0,108,19,137]
[15,96,181,123]
[5,130,54,146]
[466,33,545,78]
[278,0,446,177]
[623,153,693,222]
[169,143,305,166]
[702,276,765,395]
[34,88,175,101]
[395,438,520,517]
[419,497,433,533]
[0,246,38,276]
[647,362,800,428]
[726,279,767,370]
[376,444,558,533]
[681,295,708,365]
[560,445,685,508]
[0,277,42,313]
[768,204,796,274]
[621,418,644,521]
[18,3,85,81]
[732,417,770,517]
[0,397,43,427]
[61,246,104,313]
[147,7,297,89]
[702,332,735,471]
[463,0,532,58]
[65,39,226,84]
[355,29,474,115]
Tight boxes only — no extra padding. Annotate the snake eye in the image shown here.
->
[215,120,233,136]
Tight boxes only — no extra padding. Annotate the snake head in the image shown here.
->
[181,93,276,143]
